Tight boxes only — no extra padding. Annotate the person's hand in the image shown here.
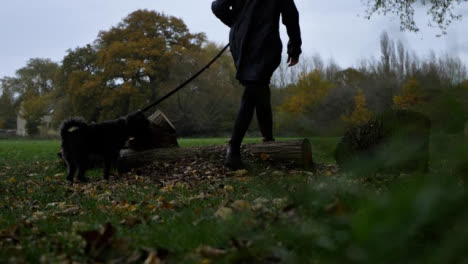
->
[287,55,299,67]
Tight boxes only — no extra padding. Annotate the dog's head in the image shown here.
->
[125,111,151,139]
[126,111,150,135]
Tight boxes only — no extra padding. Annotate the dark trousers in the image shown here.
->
[230,82,273,150]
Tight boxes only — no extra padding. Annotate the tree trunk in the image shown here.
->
[118,139,314,172]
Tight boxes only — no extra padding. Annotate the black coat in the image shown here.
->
[212,0,302,84]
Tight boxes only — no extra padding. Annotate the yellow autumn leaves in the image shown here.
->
[280,71,332,115]
[280,71,427,127]
[341,89,373,126]
[393,78,426,110]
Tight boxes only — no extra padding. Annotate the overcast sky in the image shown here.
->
[1,0,468,78]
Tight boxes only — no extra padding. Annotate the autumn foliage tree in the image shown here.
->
[276,71,333,134]
[0,82,17,129]
[341,89,373,126]
[158,43,242,135]
[393,78,426,110]
[94,10,206,120]
[280,71,332,116]
[461,79,468,90]
[50,10,240,135]
[11,59,59,135]
[54,44,100,125]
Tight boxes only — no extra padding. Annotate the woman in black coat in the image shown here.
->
[212,0,302,169]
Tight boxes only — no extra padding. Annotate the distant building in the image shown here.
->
[0,129,17,138]
[16,106,57,137]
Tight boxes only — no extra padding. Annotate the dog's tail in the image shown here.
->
[60,118,87,138]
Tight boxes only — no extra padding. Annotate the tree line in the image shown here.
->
[0,10,467,137]
[272,31,467,135]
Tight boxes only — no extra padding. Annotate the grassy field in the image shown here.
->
[0,136,467,263]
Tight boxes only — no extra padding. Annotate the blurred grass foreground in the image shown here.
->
[0,134,467,263]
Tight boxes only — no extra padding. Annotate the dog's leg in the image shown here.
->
[103,158,112,180]
[77,158,89,183]
[77,167,88,183]
[66,161,76,182]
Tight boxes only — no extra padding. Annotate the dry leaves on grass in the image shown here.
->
[78,222,170,263]
[135,144,323,187]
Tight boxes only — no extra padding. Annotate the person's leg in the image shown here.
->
[226,83,256,169]
[255,84,275,142]
[230,85,257,149]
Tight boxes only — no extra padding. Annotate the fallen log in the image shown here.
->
[118,139,314,172]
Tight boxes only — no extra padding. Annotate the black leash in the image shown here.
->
[140,44,230,113]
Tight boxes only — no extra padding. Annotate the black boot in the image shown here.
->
[262,137,275,142]
[225,143,245,170]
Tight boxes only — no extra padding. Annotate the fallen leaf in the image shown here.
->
[324,199,346,215]
[260,153,270,161]
[159,199,174,210]
[231,237,253,250]
[235,177,252,182]
[120,216,142,228]
[228,169,249,178]
[79,222,130,262]
[223,185,234,193]
[252,198,269,211]
[160,185,173,193]
[31,211,47,222]
[272,198,288,209]
[197,245,227,258]
[58,206,80,216]
[253,197,268,205]
[272,171,285,177]
[280,205,297,220]
[151,215,161,222]
[46,202,64,208]
[144,250,162,264]
[214,207,232,220]
[231,200,251,211]
[71,221,87,232]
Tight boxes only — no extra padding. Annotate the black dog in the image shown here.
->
[60,111,150,182]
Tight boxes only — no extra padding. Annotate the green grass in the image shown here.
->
[0,140,60,164]
[0,136,466,263]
